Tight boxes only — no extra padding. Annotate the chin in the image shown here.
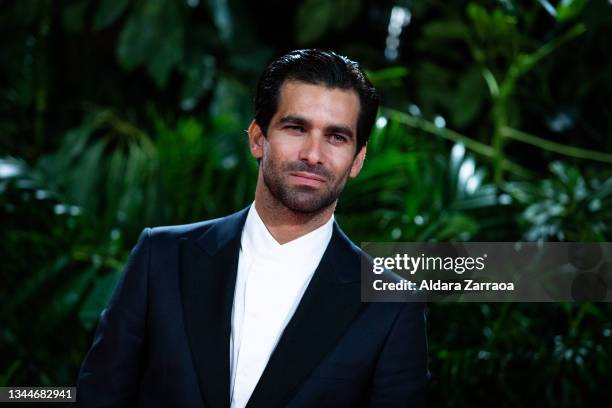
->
[281,194,335,214]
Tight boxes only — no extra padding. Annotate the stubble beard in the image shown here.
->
[261,158,349,214]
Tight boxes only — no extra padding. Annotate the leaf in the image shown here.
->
[433,213,479,241]
[466,3,490,35]
[466,3,517,52]
[208,76,250,129]
[79,268,122,330]
[70,138,107,211]
[228,48,274,74]
[421,19,469,41]
[116,0,160,69]
[449,67,485,127]
[147,16,184,88]
[117,0,184,86]
[414,62,452,115]
[206,0,232,41]
[295,0,334,45]
[0,360,21,386]
[93,0,130,30]
[180,54,216,111]
[366,67,410,88]
[556,0,587,22]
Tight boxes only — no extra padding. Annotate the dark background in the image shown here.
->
[1,0,611,406]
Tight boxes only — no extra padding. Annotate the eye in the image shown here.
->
[330,134,348,144]
[286,125,305,133]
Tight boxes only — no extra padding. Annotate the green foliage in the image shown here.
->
[507,161,612,241]
[430,302,612,407]
[295,0,362,44]
[0,157,112,386]
[1,0,611,406]
[555,0,588,22]
[62,0,89,33]
[36,111,161,238]
[117,0,185,87]
[93,0,130,30]
[339,125,505,243]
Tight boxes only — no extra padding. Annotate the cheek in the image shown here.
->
[264,135,292,158]
[333,152,358,174]
[261,143,288,174]
[263,144,280,165]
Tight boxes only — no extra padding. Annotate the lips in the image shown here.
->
[288,171,326,187]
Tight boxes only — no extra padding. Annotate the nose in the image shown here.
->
[298,133,324,165]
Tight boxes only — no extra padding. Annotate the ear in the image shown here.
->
[349,144,367,178]
[248,120,265,160]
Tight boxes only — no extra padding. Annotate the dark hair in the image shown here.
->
[254,49,379,154]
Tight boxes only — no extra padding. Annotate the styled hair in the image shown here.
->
[254,49,379,154]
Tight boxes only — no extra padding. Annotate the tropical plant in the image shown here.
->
[1,0,611,406]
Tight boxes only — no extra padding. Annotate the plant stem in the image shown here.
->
[502,127,612,163]
[384,108,534,179]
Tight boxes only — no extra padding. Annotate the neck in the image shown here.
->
[254,177,335,245]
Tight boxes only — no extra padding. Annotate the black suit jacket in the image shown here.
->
[76,207,428,407]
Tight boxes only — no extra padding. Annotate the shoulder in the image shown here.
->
[148,217,219,242]
[145,206,249,245]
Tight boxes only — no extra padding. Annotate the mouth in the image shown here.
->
[288,171,326,187]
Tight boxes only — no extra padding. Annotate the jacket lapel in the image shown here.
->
[179,207,249,408]
[246,223,365,408]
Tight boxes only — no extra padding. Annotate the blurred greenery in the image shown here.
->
[1,0,611,407]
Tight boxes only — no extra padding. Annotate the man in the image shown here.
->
[77,49,428,407]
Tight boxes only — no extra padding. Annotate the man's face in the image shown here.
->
[249,80,366,214]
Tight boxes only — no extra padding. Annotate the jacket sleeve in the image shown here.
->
[76,228,151,407]
[368,302,429,407]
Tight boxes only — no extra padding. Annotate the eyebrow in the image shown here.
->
[278,115,355,139]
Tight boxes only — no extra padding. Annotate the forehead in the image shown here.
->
[273,80,360,129]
